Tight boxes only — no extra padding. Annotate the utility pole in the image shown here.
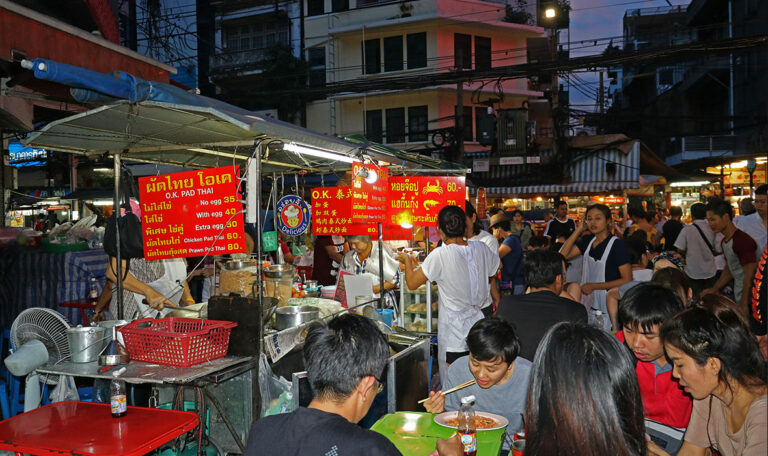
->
[599,71,604,114]
[456,81,464,162]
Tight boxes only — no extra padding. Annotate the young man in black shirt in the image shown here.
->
[543,200,576,251]
[244,314,401,456]
[496,249,587,361]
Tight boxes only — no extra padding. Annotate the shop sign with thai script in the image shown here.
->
[138,166,246,260]
[388,176,465,227]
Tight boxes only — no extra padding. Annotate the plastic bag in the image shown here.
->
[49,375,80,402]
[258,354,294,417]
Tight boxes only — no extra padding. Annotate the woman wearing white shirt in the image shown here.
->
[398,206,500,376]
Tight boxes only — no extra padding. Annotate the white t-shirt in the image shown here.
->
[470,230,499,309]
[420,241,499,353]
[735,212,767,254]
[674,219,723,280]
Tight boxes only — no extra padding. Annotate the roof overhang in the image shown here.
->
[23,100,453,173]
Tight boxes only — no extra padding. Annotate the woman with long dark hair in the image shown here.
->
[651,303,767,455]
[524,322,647,456]
[398,206,499,374]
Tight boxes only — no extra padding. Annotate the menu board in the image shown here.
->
[351,162,388,222]
[138,166,246,260]
[311,186,354,236]
[388,176,466,227]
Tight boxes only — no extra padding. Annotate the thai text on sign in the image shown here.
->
[138,166,246,260]
[388,176,466,227]
[351,162,388,222]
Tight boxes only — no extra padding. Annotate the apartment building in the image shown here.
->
[302,0,546,155]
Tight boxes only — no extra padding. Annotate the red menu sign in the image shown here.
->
[138,167,246,260]
[351,162,388,222]
[311,186,354,236]
[388,176,466,227]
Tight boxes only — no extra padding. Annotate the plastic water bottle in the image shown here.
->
[110,367,127,418]
[89,277,99,303]
[591,310,606,330]
[458,395,477,456]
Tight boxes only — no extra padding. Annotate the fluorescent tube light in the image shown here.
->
[283,143,356,163]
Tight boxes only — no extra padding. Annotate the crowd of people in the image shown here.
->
[245,185,766,456]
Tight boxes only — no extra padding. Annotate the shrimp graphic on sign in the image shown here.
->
[276,195,310,236]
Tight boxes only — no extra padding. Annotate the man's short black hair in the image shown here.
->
[756,184,767,196]
[529,235,550,249]
[669,206,682,218]
[555,200,568,209]
[303,313,389,401]
[625,238,648,265]
[706,198,733,219]
[690,202,707,220]
[628,207,645,219]
[618,282,684,333]
[524,249,565,289]
[466,317,520,365]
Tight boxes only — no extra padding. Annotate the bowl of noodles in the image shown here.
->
[434,411,508,431]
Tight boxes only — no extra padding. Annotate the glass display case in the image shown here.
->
[399,271,438,333]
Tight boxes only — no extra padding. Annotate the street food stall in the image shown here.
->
[15,58,476,454]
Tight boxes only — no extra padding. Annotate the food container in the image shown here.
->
[219,266,259,296]
[274,305,320,331]
[264,264,295,278]
[66,326,107,363]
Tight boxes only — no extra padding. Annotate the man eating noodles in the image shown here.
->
[423,318,531,456]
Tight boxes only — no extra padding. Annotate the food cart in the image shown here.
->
[19,58,472,454]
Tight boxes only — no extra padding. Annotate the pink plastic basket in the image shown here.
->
[119,318,237,368]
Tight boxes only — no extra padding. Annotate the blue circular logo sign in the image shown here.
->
[276,195,310,236]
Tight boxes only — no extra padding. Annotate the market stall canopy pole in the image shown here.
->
[114,152,123,320]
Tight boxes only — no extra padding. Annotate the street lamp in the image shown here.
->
[544,7,556,18]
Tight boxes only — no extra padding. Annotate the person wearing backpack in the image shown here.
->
[674,202,722,300]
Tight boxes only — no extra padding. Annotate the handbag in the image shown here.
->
[104,167,144,262]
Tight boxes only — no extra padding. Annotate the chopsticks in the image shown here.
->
[417,380,476,404]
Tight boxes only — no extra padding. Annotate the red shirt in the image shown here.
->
[616,332,693,428]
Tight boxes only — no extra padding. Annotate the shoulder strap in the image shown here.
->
[692,223,717,255]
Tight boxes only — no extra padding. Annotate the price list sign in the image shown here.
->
[351,162,388,222]
[138,166,246,260]
[388,176,466,227]
[311,186,354,236]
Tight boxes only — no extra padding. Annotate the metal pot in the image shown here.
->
[264,264,295,279]
[274,305,320,331]
[66,326,107,363]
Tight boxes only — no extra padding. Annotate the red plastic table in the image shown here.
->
[0,401,198,456]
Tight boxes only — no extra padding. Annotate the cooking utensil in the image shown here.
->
[264,264,296,279]
[66,326,107,363]
[274,305,320,331]
[417,380,476,404]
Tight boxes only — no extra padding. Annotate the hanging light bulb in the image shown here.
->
[365,168,378,184]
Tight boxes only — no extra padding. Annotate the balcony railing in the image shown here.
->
[211,49,267,71]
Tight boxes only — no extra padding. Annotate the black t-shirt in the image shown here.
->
[244,407,402,456]
[661,219,684,248]
[497,290,588,361]
[575,234,632,282]
[544,218,576,244]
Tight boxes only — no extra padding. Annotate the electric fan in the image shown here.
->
[5,307,71,412]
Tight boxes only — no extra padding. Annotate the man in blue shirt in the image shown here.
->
[490,212,524,295]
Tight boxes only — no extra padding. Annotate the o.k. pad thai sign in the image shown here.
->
[138,166,246,260]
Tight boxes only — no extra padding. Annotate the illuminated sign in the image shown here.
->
[9,142,48,167]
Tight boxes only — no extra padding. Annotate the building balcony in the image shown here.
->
[665,135,745,166]
[209,49,267,77]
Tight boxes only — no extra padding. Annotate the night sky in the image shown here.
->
[567,0,692,108]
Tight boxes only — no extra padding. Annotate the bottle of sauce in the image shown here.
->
[110,367,127,418]
[458,395,477,456]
